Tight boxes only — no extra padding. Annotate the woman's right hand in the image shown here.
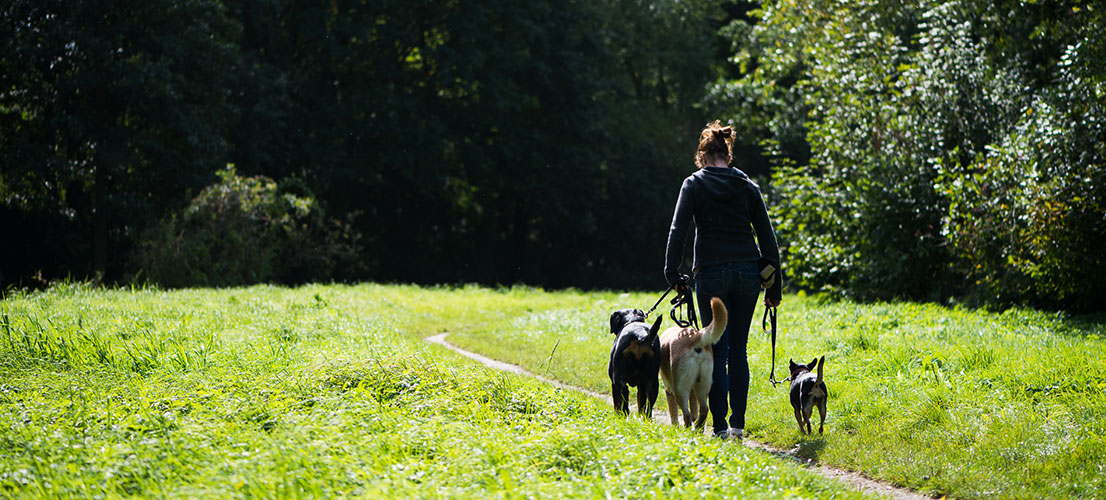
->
[764,297,780,308]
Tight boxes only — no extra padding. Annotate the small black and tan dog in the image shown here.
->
[608,309,662,417]
[788,356,828,434]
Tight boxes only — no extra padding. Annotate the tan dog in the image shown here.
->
[659,297,728,429]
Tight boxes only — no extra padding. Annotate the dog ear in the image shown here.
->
[789,358,798,371]
[610,310,626,335]
[647,315,663,338]
[809,357,819,370]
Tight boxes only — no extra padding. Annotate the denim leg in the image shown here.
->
[696,269,730,434]
[698,289,734,433]
[726,287,758,430]
[696,262,761,434]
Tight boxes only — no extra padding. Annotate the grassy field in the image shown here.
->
[1,284,869,499]
[445,288,1106,499]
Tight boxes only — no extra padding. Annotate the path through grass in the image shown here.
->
[1,284,869,498]
[442,288,1106,499]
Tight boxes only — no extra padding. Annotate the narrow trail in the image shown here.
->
[426,333,935,500]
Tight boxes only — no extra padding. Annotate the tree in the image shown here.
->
[710,0,1105,310]
[0,0,238,280]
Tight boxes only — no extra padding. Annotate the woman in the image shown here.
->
[663,120,783,440]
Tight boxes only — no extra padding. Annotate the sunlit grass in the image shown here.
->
[0,284,869,498]
[449,289,1106,499]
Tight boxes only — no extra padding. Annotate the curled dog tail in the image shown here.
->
[700,297,728,346]
[816,356,825,385]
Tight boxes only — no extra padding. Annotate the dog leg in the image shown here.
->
[614,383,632,415]
[645,381,659,418]
[688,393,699,423]
[802,399,815,434]
[665,391,679,426]
[678,395,694,427]
[793,406,806,434]
[693,392,709,430]
[636,386,650,418]
[817,399,826,435]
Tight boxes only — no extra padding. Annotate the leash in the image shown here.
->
[764,305,783,387]
[644,275,699,330]
[644,282,678,319]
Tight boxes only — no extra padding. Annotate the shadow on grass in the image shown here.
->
[1065,313,1106,337]
[792,437,827,462]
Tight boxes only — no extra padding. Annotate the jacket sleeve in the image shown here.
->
[664,178,695,285]
[750,186,784,301]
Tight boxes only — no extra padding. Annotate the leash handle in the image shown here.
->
[645,275,699,331]
[764,305,780,387]
[669,288,699,330]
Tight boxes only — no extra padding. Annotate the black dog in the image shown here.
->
[608,309,662,417]
[789,356,828,434]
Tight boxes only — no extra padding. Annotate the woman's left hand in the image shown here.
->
[764,297,780,308]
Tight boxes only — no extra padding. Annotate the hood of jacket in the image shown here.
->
[692,166,755,201]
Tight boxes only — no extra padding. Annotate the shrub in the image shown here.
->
[713,0,1106,310]
[942,33,1106,311]
[131,166,362,287]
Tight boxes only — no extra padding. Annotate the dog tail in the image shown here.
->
[815,355,825,385]
[700,297,728,346]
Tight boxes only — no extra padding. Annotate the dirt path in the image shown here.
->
[426,333,935,500]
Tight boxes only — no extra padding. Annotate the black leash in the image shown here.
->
[673,289,699,330]
[644,282,677,319]
[644,275,699,330]
[764,305,782,387]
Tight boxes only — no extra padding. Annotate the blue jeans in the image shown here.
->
[695,261,761,433]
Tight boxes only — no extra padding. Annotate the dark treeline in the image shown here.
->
[2,1,1103,311]
[1,0,734,290]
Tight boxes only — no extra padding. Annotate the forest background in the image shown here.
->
[2,0,1103,312]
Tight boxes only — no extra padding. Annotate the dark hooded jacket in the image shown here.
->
[664,166,783,301]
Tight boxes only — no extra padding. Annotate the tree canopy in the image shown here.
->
[2,0,1102,311]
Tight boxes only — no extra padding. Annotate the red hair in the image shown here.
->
[695,120,734,168]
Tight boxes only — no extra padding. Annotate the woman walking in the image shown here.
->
[663,120,783,439]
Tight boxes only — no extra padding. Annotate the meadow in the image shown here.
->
[0,284,865,499]
[446,288,1106,498]
[1,283,1104,499]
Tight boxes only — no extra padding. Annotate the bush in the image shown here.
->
[713,0,1106,311]
[942,31,1106,311]
[131,167,362,287]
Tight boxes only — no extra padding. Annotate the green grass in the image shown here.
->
[1,284,869,499]
[448,288,1106,499]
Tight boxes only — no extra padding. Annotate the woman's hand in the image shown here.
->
[764,297,780,308]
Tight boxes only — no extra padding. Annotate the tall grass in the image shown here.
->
[0,284,868,499]
[448,289,1106,499]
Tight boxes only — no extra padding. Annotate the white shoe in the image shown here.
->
[713,428,744,440]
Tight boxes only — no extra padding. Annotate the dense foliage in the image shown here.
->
[2,0,1103,310]
[131,167,360,287]
[713,0,1105,311]
[1,0,723,290]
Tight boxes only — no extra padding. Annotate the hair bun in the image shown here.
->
[695,120,735,168]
